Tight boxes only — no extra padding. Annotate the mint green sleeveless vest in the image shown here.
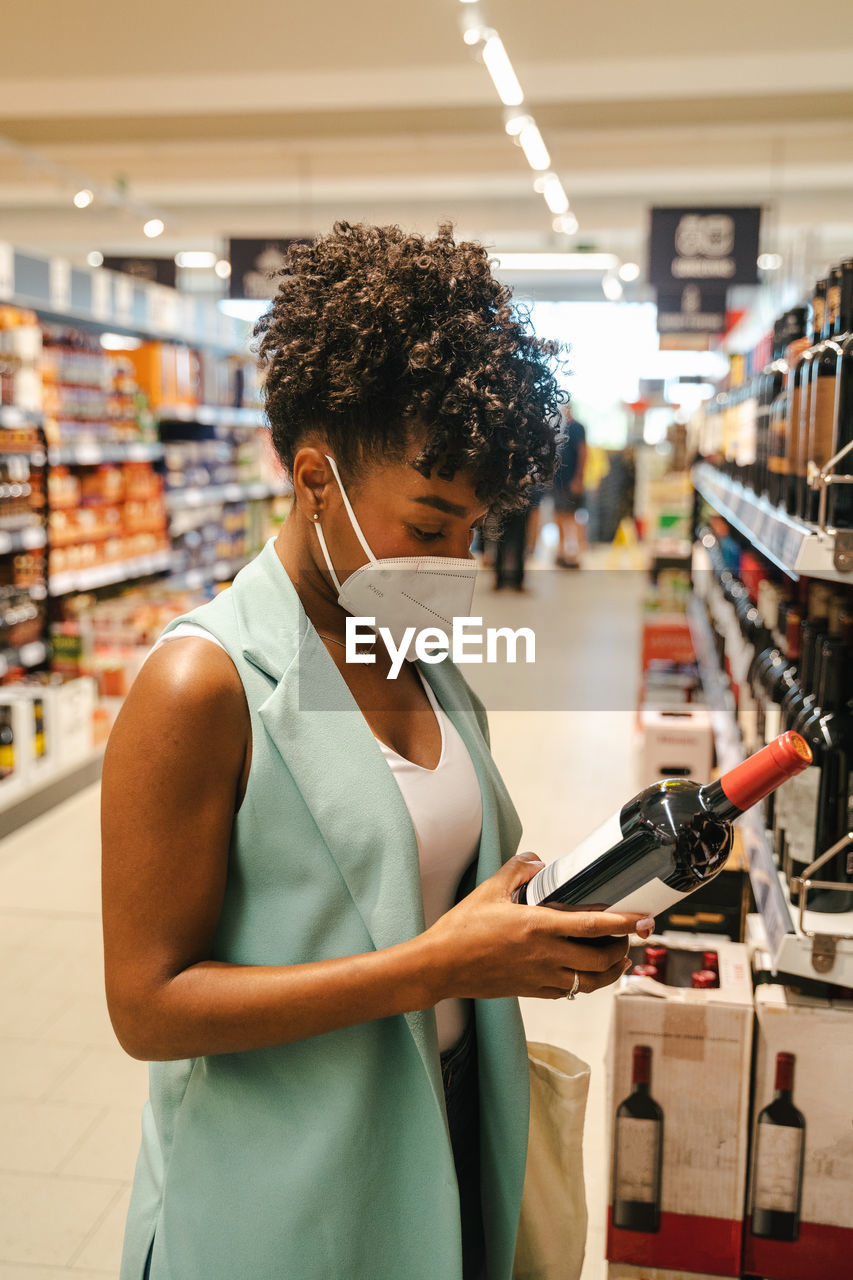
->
[119,538,529,1280]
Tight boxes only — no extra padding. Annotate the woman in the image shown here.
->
[102,223,651,1280]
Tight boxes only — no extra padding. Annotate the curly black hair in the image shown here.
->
[253,221,568,513]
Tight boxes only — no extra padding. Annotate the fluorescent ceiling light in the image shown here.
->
[482,34,524,106]
[504,111,532,137]
[518,122,550,172]
[100,333,143,351]
[602,275,624,301]
[175,251,217,269]
[143,218,165,238]
[73,189,94,209]
[757,253,783,270]
[541,173,569,214]
[552,213,579,235]
[217,298,269,322]
[493,253,619,272]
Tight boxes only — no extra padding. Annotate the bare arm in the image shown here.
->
[102,640,647,1062]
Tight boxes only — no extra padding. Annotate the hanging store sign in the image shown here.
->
[656,283,728,335]
[228,238,311,300]
[648,207,761,287]
[102,256,177,289]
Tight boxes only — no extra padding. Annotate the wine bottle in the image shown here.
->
[821,258,853,529]
[612,1045,663,1233]
[790,280,826,515]
[765,308,809,508]
[787,637,853,913]
[750,1052,805,1242]
[515,733,812,916]
[804,265,845,523]
[757,319,791,499]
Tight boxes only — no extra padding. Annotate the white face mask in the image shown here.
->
[313,453,478,662]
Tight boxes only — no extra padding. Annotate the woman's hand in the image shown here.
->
[422,852,653,1002]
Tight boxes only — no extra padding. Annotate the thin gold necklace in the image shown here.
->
[316,632,347,648]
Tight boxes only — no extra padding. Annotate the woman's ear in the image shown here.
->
[292,446,335,520]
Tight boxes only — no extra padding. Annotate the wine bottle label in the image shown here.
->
[812,377,838,468]
[784,387,803,469]
[609,877,687,915]
[764,703,782,745]
[524,811,624,906]
[752,1124,803,1214]
[615,1117,661,1204]
[784,769,819,865]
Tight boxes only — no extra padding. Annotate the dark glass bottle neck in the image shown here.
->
[632,1081,650,1097]
[839,261,853,336]
[818,640,845,712]
[699,779,742,822]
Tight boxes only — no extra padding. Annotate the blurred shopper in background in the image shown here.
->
[493,506,530,590]
[101,222,645,1280]
[552,409,587,568]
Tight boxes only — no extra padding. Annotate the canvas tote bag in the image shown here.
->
[513,1042,591,1280]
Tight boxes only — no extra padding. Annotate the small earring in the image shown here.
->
[313,513,320,521]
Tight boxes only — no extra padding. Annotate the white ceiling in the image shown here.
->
[1,0,852,295]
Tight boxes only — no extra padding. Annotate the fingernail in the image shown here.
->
[516,851,544,864]
[636,916,655,934]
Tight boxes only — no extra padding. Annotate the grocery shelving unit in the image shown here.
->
[692,462,853,582]
[0,245,292,832]
[687,587,853,987]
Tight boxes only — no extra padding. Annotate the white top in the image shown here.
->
[147,623,483,1050]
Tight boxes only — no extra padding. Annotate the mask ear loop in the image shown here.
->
[313,520,343,595]
[323,454,377,564]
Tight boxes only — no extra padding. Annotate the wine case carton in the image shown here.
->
[609,1265,731,1280]
[605,938,753,1278]
[742,983,853,1280]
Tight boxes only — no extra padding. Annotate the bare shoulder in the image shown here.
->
[103,636,249,795]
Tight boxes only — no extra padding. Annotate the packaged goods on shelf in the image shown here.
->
[606,939,753,1278]
[742,984,853,1279]
[0,306,43,413]
[40,325,151,447]
[0,675,96,800]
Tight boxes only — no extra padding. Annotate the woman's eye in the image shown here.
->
[410,527,443,542]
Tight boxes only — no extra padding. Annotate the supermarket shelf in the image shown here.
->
[0,746,105,841]
[165,481,289,511]
[49,441,165,466]
[693,462,853,583]
[49,549,175,595]
[0,640,48,676]
[0,406,44,429]
[687,591,853,987]
[0,525,47,555]
[169,556,251,591]
[0,243,248,354]
[156,405,266,428]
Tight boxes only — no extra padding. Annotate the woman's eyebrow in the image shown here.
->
[410,495,484,518]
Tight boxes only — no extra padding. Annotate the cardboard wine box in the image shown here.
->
[609,1264,730,1280]
[605,938,753,1278]
[742,983,853,1279]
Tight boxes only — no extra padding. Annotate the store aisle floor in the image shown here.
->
[0,546,644,1279]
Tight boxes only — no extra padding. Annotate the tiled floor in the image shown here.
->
[0,543,644,1278]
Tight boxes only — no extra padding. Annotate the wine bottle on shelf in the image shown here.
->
[766,307,810,509]
[736,597,769,756]
[756,319,790,499]
[691,969,718,989]
[514,733,812,916]
[787,637,853,913]
[789,280,827,516]
[774,587,833,864]
[612,1045,663,1233]
[759,607,802,836]
[804,264,846,523]
[750,1052,805,1243]
[828,260,853,529]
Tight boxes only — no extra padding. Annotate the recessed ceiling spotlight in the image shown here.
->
[73,189,94,209]
[214,259,232,279]
[757,253,783,271]
[618,262,641,282]
[87,251,104,267]
[143,218,165,238]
